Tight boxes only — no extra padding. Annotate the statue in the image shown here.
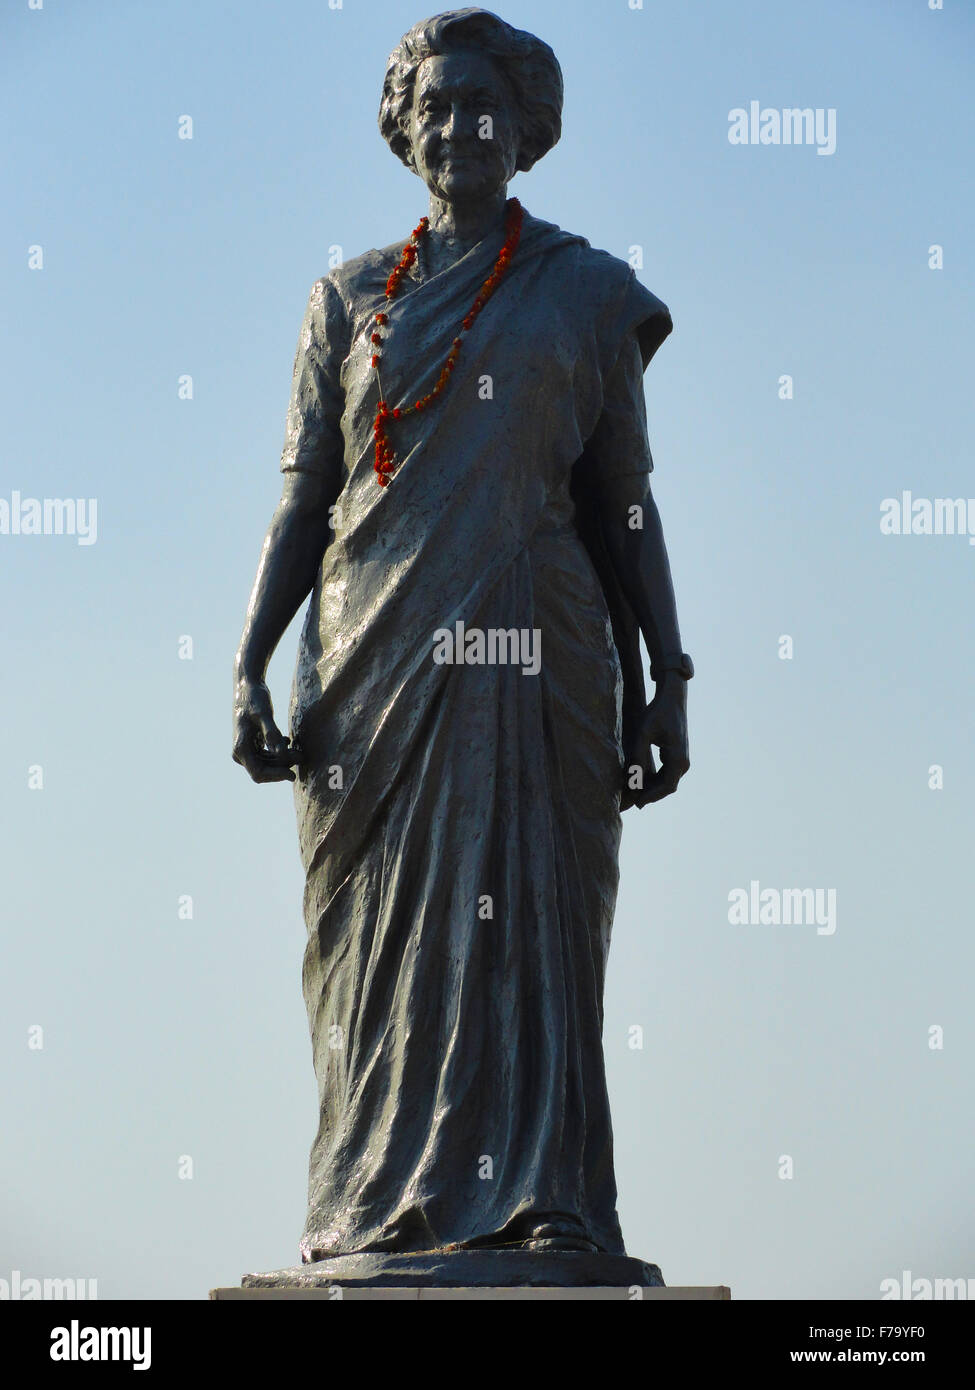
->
[232,7,691,1290]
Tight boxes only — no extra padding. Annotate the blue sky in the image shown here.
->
[2,0,973,1298]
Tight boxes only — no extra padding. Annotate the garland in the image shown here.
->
[371,197,525,486]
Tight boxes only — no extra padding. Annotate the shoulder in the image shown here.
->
[574,242,671,331]
[321,242,402,316]
[295,274,350,350]
[524,211,663,299]
[523,211,673,362]
[567,239,674,370]
[296,255,391,353]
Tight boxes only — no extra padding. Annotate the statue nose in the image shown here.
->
[442,106,473,142]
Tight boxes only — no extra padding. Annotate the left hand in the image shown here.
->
[622,673,690,808]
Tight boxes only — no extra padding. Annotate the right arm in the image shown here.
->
[232,470,337,783]
[233,276,347,783]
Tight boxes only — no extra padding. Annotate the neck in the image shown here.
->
[427,188,510,249]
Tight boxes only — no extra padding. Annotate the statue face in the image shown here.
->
[408,51,520,205]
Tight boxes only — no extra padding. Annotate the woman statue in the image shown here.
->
[233,7,691,1288]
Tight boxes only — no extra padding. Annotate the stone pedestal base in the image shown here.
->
[212,1284,730,1300]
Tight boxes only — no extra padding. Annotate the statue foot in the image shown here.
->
[526,1222,600,1254]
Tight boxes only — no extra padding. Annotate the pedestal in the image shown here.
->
[212,1284,729,1301]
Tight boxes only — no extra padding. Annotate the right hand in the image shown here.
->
[232,676,301,783]
[621,674,690,808]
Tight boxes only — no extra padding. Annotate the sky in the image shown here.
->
[1,0,973,1300]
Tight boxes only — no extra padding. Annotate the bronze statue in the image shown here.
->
[233,7,690,1289]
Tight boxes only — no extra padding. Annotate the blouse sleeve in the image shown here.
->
[584,329,656,482]
[279,276,348,486]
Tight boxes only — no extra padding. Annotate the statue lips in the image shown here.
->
[439,154,485,174]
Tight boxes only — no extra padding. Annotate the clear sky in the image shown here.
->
[2,0,972,1300]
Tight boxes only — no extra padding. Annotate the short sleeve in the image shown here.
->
[584,329,656,482]
[279,276,348,482]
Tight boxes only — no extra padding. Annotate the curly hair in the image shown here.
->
[378,8,563,175]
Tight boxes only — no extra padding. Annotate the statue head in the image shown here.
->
[379,8,563,206]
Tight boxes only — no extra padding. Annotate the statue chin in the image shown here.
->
[429,176,502,207]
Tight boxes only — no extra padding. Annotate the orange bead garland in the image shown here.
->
[371,198,525,486]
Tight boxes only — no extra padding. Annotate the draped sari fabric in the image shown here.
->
[279,209,672,1260]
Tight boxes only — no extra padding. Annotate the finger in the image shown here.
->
[233,723,296,782]
[642,747,689,803]
[249,762,296,784]
[235,744,297,783]
[641,773,677,804]
[256,712,291,759]
[255,743,302,767]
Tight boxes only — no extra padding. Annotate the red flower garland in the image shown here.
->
[371,197,525,486]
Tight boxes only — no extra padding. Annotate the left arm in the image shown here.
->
[598,470,690,804]
[587,331,690,805]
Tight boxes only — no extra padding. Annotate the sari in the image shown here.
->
[278,208,672,1260]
